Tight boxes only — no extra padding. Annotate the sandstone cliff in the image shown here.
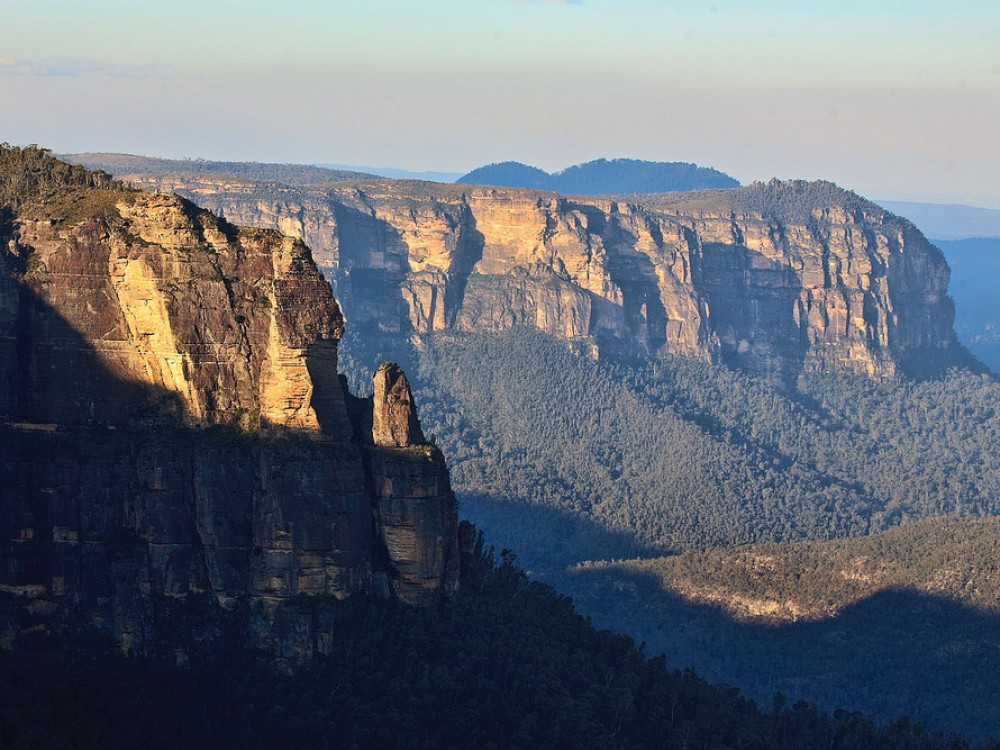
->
[107,168,959,383]
[0,146,459,660]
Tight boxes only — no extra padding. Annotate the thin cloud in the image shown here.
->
[0,57,169,79]
[504,0,583,4]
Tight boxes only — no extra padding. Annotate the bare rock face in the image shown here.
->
[371,361,426,448]
[342,362,459,604]
[0,148,460,661]
[369,445,460,605]
[368,363,455,604]
[122,174,960,383]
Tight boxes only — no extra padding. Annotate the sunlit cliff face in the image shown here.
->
[9,192,344,433]
[0,162,459,658]
[125,176,957,385]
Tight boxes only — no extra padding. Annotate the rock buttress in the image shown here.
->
[0,147,460,660]
[356,361,460,605]
[371,361,426,448]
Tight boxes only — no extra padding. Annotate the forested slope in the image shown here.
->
[337,327,1000,738]
[2,545,993,749]
[568,517,1000,740]
[339,328,1000,570]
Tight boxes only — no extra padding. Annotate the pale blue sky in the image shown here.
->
[2,0,998,205]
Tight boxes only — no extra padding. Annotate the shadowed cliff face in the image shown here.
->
[0,151,459,660]
[119,174,959,383]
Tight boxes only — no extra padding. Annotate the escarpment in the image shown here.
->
[109,168,960,383]
[350,362,458,605]
[0,146,459,660]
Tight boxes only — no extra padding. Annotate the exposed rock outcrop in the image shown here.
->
[340,362,457,604]
[368,363,455,604]
[368,444,460,605]
[108,171,960,383]
[371,362,426,448]
[0,147,459,661]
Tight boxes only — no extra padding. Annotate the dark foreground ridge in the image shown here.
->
[1,546,995,749]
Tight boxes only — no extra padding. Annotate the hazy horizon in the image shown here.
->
[3,1,998,207]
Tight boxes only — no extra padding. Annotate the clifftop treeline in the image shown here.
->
[63,152,374,185]
[0,144,123,210]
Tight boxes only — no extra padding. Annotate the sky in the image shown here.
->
[1,0,998,206]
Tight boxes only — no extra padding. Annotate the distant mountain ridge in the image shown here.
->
[457,157,740,194]
[61,153,375,185]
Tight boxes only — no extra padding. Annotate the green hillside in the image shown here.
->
[568,517,1000,740]
[337,327,1000,738]
[347,329,1000,566]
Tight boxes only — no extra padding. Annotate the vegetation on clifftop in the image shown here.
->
[0,144,135,224]
[61,152,376,186]
[641,178,904,228]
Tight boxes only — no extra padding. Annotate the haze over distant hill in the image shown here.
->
[860,200,1000,372]
[314,163,464,183]
[457,158,740,194]
[935,237,1000,373]
[877,200,1000,240]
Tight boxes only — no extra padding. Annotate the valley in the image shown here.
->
[5,148,1000,743]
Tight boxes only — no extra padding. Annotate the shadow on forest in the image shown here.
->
[563,563,1000,741]
[457,492,664,575]
[10,238,1000,741]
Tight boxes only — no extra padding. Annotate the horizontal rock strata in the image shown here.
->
[121,173,958,382]
[0,148,460,661]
